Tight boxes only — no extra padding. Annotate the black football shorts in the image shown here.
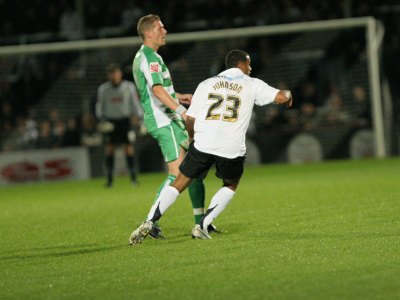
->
[179,142,246,181]
[105,118,131,144]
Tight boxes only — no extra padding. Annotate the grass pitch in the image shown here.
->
[0,158,399,300]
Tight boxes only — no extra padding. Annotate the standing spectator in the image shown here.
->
[81,113,102,147]
[59,4,84,40]
[321,84,350,125]
[36,120,56,149]
[0,101,15,133]
[96,63,142,187]
[48,108,60,136]
[21,110,39,149]
[299,102,319,130]
[63,117,81,147]
[53,119,67,147]
[349,85,370,128]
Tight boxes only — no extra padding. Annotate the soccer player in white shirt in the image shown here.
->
[129,49,293,244]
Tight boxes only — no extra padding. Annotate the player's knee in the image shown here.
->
[172,180,191,193]
[222,178,239,191]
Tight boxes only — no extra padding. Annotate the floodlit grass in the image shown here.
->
[0,158,399,300]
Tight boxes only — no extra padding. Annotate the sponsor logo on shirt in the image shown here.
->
[150,62,160,73]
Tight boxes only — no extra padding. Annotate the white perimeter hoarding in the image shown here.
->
[0,147,90,185]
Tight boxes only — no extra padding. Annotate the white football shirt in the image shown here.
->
[187,68,279,158]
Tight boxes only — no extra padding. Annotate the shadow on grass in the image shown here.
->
[1,243,127,260]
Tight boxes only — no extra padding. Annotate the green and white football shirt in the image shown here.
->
[132,45,181,132]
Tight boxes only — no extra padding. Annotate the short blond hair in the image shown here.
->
[137,14,160,40]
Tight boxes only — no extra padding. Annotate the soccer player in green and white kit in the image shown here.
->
[131,14,214,239]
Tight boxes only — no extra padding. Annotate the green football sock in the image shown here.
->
[188,179,205,224]
[151,174,176,227]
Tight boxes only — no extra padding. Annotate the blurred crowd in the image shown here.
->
[0,0,399,153]
[0,0,399,40]
[1,1,398,43]
[0,107,104,152]
[0,0,347,44]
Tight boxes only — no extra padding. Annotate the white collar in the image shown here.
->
[218,68,244,77]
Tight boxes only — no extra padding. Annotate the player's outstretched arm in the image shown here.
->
[152,85,187,120]
[274,90,293,108]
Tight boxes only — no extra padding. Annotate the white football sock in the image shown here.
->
[202,187,235,229]
[147,186,180,221]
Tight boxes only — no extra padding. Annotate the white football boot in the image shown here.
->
[129,220,153,245]
[191,224,212,239]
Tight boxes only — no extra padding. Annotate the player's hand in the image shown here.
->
[275,90,293,108]
[177,93,192,105]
